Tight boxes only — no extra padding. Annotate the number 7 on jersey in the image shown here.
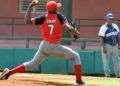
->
[48,24,54,35]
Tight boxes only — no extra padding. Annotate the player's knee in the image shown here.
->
[70,53,81,64]
[23,60,38,70]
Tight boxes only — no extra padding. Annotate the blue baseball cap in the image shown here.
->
[105,12,114,19]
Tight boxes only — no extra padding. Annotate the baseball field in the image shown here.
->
[0,73,119,86]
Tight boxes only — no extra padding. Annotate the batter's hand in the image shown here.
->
[30,0,39,7]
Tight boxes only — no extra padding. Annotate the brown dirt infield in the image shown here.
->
[0,73,120,86]
[0,73,80,86]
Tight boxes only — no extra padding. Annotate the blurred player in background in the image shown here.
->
[98,12,120,77]
[0,0,84,85]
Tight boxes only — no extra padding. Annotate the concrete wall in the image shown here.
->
[72,0,120,38]
[0,0,23,17]
[72,0,120,19]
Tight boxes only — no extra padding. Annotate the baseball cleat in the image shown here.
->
[76,80,85,85]
[0,68,10,80]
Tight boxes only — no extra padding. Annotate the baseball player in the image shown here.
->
[0,0,84,85]
[98,12,120,77]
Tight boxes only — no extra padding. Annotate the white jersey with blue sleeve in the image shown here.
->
[98,23,119,46]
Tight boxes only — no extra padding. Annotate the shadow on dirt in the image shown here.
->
[41,81,101,86]
[20,79,101,86]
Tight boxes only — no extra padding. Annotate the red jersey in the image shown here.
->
[40,14,63,44]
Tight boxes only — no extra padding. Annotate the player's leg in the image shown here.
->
[0,41,48,80]
[51,45,84,85]
[23,49,48,71]
[101,44,111,77]
[112,45,120,77]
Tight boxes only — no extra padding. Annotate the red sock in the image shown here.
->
[10,64,25,75]
[74,64,82,81]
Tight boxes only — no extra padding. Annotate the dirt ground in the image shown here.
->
[0,73,120,86]
[0,73,79,86]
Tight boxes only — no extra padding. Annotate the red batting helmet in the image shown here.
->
[46,1,62,11]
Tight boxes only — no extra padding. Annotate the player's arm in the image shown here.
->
[25,0,38,24]
[99,36,105,47]
[114,24,120,48]
[98,26,107,53]
[64,20,80,38]
[58,14,80,39]
[117,32,120,48]
[100,37,107,53]
[99,36,107,53]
